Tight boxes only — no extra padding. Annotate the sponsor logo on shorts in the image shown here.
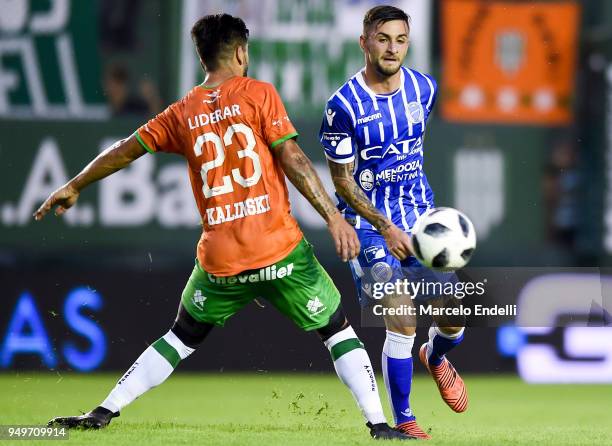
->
[371,261,393,283]
[192,289,207,310]
[208,263,295,284]
[364,245,386,263]
[306,296,327,316]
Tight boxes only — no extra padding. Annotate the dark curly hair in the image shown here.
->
[191,14,250,71]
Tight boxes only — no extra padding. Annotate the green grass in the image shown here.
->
[1,373,610,445]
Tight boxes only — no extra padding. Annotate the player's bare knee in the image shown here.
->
[383,305,416,336]
[436,325,464,336]
[384,322,416,337]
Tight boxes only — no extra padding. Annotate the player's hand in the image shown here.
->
[327,212,360,262]
[381,224,413,260]
[33,183,80,221]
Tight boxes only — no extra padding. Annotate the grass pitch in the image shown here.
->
[1,372,610,445]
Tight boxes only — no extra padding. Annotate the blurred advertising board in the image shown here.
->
[498,272,612,383]
[0,0,105,119]
[2,266,610,382]
[441,0,580,125]
[179,0,432,117]
[0,118,547,265]
[602,48,612,253]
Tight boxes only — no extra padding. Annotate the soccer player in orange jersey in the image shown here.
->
[35,14,413,440]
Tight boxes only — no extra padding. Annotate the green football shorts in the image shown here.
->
[181,238,340,331]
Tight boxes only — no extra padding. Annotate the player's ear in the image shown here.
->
[236,44,247,67]
[359,34,366,52]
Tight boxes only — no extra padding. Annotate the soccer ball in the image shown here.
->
[411,207,476,271]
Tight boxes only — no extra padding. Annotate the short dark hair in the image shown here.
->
[191,14,249,71]
[363,5,410,35]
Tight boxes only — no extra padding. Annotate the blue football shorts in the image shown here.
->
[349,229,459,307]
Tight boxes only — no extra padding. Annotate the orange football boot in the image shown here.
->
[395,420,432,439]
[419,343,468,413]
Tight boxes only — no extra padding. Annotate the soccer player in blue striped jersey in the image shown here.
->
[320,5,467,439]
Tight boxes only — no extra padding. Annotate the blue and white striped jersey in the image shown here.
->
[320,66,437,233]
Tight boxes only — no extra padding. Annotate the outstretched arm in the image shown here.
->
[272,138,359,261]
[34,135,147,220]
[327,160,412,260]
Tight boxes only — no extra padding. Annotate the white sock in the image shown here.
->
[425,324,465,359]
[430,324,465,340]
[100,330,194,412]
[324,326,387,425]
[382,330,415,359]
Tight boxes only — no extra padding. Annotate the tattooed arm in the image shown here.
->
[272,138,359,261]
[328,160,412,260]
[273,139,338,222]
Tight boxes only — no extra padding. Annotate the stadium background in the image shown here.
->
[1,0,612,389]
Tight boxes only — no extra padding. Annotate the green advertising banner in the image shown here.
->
[178,0,432,117]
[0,0,105,119]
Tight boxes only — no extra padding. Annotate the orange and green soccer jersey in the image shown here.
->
[135,76,303,276]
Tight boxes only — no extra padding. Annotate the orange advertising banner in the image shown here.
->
[441,0,580,125]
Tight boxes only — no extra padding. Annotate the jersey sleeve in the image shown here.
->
[424,74,438,114]
[134,101,185,155]
[258,84,298,149]
[319,97,355,164]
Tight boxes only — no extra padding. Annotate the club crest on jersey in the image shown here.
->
[359,169,374,191]
[203,89,222,104]
[407,101,424,123]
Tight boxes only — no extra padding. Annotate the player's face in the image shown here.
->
[361,20,409,77]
